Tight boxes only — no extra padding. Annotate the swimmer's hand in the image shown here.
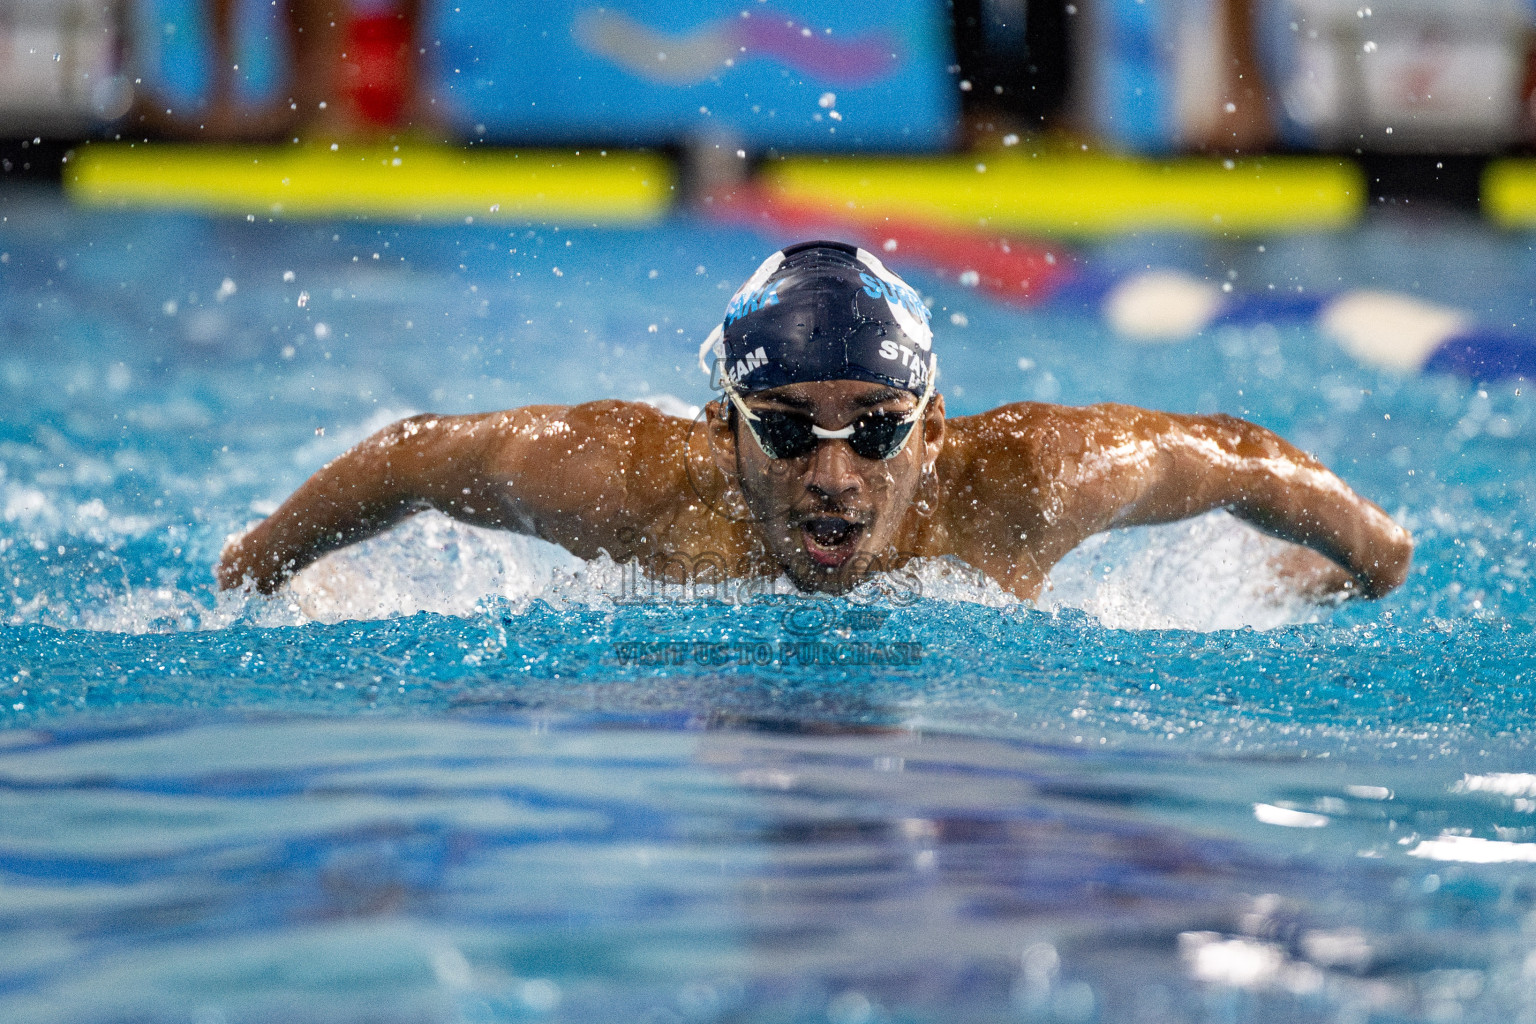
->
[1265,545,1371,603]
[216,531,290,594]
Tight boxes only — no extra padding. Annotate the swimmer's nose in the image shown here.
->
[804,439,863,503]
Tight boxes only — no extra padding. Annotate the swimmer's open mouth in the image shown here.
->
[801,516,864,567]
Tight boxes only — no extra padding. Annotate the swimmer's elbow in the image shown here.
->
[372,412,443,451]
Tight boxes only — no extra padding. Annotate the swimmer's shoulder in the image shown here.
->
[948,401,1162,447]
[476,399,691,451]
[946,400,1115,453]
[939,402,1055,497]
[941,401,1161,488]
[475,399,695,493]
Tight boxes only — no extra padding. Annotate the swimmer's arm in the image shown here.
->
[216,404,647,593]
[216,412,512,593]
[1089,407,1412,599]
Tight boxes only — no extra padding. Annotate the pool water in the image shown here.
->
[3,186,1536,1023]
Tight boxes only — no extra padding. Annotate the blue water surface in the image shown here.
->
[2,186,1536,1023]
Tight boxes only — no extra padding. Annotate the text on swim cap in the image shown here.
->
[859,273,930,326]
[728,346,768,383]
[879,340,933,388]
[723,283,780,327]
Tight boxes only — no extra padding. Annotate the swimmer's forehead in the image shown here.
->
[744,380,915,410]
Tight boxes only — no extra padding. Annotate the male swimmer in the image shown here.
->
[218,241,1412,601]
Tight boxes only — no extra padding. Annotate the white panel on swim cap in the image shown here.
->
[704,250,785,382]
[697,323,724,378]
[855,248,933,352]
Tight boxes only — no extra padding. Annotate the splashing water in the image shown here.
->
[1041,510,1323,631]
[3,197,1536,1023]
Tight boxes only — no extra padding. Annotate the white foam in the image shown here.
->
[62,514,587,633]
[3,486,55,528]
[78,582,243,634]
[23,469,1321,633]
[1038,511,1321,631]
[56,509,1322,633]
[900,556,1018,608]
[284,524,1021,625]
[286,513,586,623]
[273,511,1307,631]
[1177,932,1325,994]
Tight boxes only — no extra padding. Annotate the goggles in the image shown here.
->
[721,366,936,462]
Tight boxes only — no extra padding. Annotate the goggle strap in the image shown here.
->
[721,378,778,459]
[881,364,937,460]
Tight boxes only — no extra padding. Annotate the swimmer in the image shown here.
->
[217,240,1412,601]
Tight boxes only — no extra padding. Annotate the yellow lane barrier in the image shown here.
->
[1482,160,1536,229]
[761,152,1364,236]
[65,144,674,223]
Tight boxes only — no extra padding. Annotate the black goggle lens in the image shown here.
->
[752,410,915,461]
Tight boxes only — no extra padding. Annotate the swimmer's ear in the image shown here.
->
[704,399,740,479]
[919,393,946,475]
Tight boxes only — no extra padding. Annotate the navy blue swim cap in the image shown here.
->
[699,240,936,396]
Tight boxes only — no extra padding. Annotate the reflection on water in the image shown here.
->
[0,712,1530,1023]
